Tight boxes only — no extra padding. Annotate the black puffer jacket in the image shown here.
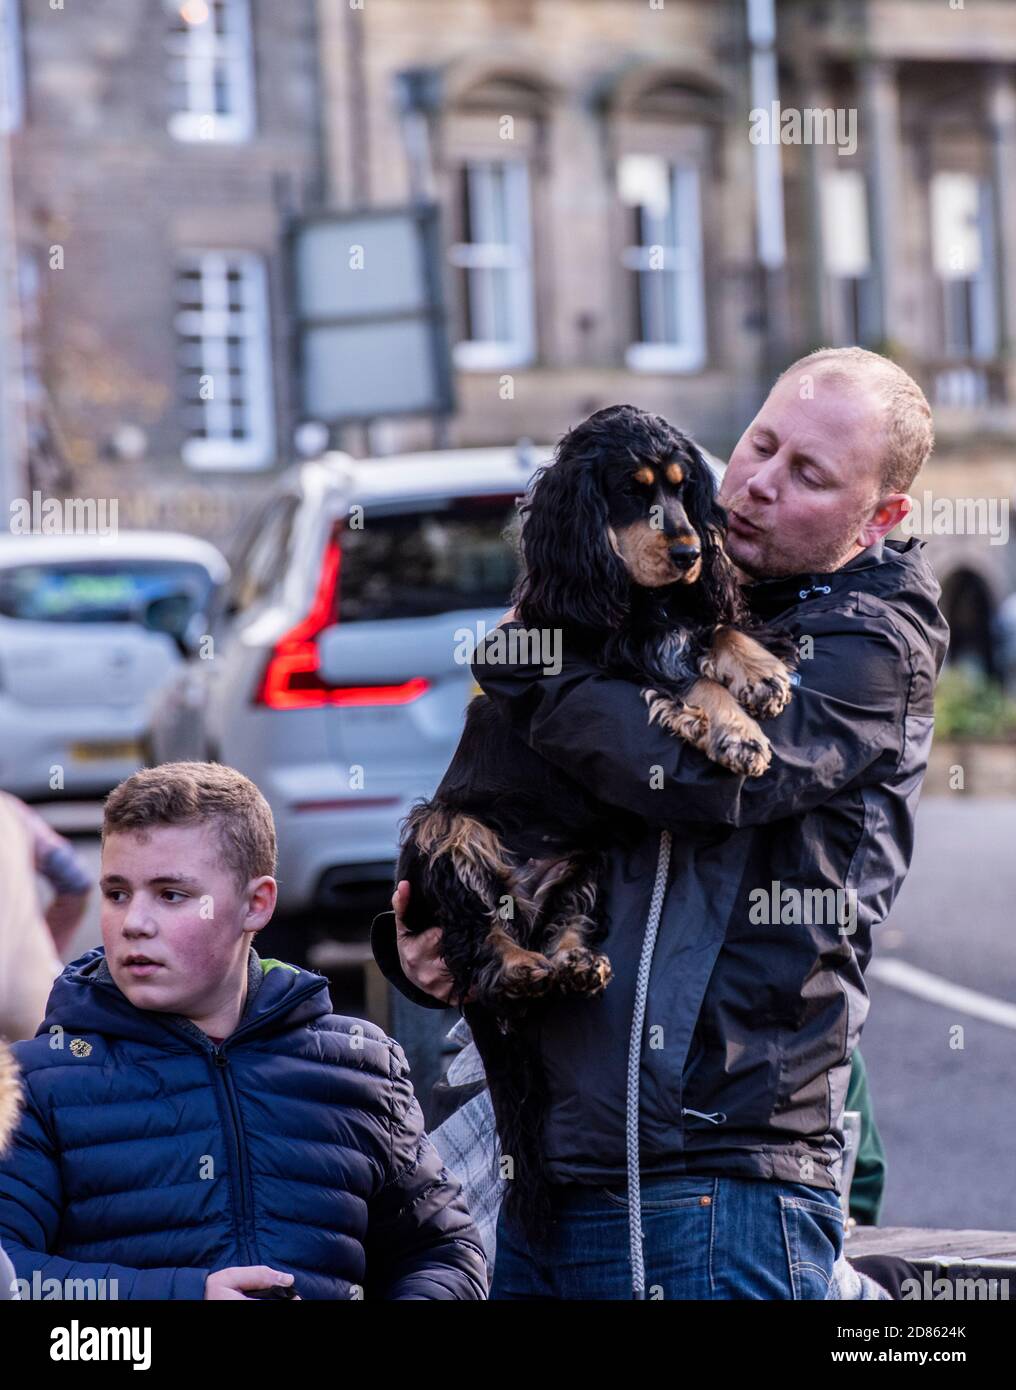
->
[375,538,948,1197]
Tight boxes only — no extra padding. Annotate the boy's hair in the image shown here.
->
[103,762,277,890]
[777,346,934,495]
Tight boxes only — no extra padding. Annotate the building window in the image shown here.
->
[175,252,274,470]
[0,0,24,133]
[931,171,997,361]
[619,155,706,373]
[821,169,876,346]
[166,0,254,144]
[448,160,535,370]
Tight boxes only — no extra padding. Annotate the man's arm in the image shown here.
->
[0,1077,208,1299]
[364,1040,488,1300]
[474,615,908,830]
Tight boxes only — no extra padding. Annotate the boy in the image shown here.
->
[0,762,486,1300]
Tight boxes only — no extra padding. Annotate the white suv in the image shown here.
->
[150,446,543,915]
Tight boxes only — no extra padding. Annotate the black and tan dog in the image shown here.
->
[398,404,795,1006]
[396,405,796,1228]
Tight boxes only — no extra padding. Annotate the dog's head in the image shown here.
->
[516,404,735,631]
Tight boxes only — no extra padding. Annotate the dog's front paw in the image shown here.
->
[710,727,772,777]
[553,947,612,997]
[643,689,710,747]
[738,665,793,721]
[699,632,794,721]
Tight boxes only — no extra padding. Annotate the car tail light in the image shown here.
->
[254,528,429,710]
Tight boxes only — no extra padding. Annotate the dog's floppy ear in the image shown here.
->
[515,454,629,632]
[683,442,744,625]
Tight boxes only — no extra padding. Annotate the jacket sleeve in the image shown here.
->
[0,1073,209,1301]
[473,614,909,831]
[370,910,453,1010]
[364,1040,488,1300]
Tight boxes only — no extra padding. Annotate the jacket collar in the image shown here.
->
[42,945,330,1049]
[746,537,888,619]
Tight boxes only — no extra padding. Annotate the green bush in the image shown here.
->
[934,667,1016,740]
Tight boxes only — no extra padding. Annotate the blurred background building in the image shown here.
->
[0,0,1014,670]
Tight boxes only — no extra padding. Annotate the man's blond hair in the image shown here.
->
[103,762,276,890]
[778,346,934,495]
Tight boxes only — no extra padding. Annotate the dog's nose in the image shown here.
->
[669,543,701,570]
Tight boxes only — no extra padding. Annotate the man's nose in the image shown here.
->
[746,457,780,501]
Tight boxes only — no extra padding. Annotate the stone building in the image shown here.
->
[4,0,322,537]
[3,0,1015,669]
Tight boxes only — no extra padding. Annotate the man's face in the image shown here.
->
[100,823,272,1023]
[719,373,892,579]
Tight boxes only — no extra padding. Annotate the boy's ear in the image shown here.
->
[244,876,278,932]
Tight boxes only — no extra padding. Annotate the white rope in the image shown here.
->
[625,828,672,1299]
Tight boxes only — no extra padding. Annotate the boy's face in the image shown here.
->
[99,822,276,1022]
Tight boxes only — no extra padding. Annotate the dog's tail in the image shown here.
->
[464,1003,554,1241]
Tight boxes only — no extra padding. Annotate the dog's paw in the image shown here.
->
[737,666,793,721]
[497,952,556,1000]
[699,633,794,722]
[553,947,613,997]
[711,728,772,778]
[643,689,710,746]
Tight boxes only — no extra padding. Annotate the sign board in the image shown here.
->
[290,205,454,424]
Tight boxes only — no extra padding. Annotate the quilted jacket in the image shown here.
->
[0,946,487,1300]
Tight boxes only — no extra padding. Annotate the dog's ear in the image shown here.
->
[515,454,629,632]
[683,443,745,625]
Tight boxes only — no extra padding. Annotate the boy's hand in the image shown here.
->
[393,881,476,1006]
[205,1266,300,1300]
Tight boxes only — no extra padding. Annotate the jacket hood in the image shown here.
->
[748,537,950,674]
[37,945,333,1050]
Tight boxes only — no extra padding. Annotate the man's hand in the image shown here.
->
[393,881,475,1006]
[205,1266,299,1300]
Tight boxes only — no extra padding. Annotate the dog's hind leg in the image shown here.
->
[534,859,612,998]
[417,808,556,1003]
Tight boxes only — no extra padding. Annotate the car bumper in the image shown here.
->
[0,698,149,798]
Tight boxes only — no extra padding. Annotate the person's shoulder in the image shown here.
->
[8,1028,111,1081]
[301,1012,410,1080]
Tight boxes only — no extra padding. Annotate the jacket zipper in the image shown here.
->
[200,979,324,1270]
[213,1049,256,1266]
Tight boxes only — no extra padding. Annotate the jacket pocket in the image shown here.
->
[778,1190,845,1300]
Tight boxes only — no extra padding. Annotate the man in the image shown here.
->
[0,762,486,1300]
[374,347,949,1299]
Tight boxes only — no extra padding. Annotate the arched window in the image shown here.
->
[942,568,998,679]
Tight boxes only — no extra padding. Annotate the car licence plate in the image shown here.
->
[70,739,143,762]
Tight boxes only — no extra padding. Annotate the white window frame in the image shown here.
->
[931,170,998,361]
[821,169,876,345]
[622,160,706,374]
[165,0,255,144]
[175,251,275,471]
[448,159,535,371]
[0,0,24,133]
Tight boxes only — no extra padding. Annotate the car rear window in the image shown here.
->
[0,560,215,623]
[338,495,521,622]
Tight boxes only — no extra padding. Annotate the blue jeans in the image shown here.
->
[489,1174,845,1300]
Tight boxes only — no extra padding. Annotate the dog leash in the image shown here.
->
[625,828,672,1299]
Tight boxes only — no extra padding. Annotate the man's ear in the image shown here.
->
[243,876,278,935]
[857,493,911,548]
